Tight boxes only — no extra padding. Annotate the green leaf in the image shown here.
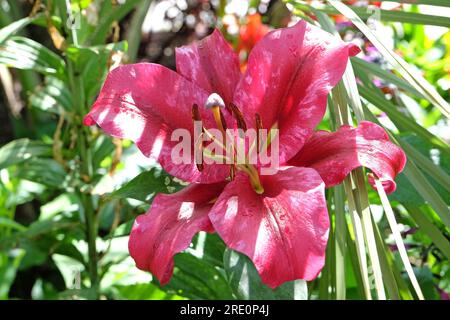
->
[29,77,72,113]
[111,167,183,202]
[65,41,127,102]
[52,254,86,290]
[164,253,234,300]
[0,217,26,231]
[359,85,450,156]
[389,173,424,206]
[40,193,80,220]
[352,57,424,99]
[18,241,48,270]
[405,267,440,300]
[223,249,308,300]
[24,220,78,239]
[0,139,52,170]
[362,108,450,228]
[328,0,450,118]
[0,250,25,300]
[92,135,115,170]
[112,283,183,300]
[0,36,66,78]
[374,0,450,7]
[87,0,141,45]
[404,204,450,261]
[125,0,153,62]
[305,4,450,27]
[389,135,450,205]
[53,242,86,266]
[0,15,43,44]
[14,158,67,188]
[109,220,133,238]
[399,137,450,196]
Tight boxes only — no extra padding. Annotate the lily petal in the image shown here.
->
[209,167,329,288]
[128,182,226,285]
[176,29,241,104]
[84,63,229,183]
[233,20,359,163]
[288,121,406,194]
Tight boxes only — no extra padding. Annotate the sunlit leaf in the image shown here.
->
[223,249,308,300]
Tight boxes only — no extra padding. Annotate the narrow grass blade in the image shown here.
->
[398,140,450,193]
[359,85,450,156]
[373,178,424,300]
[372,217,414,300]
[328,0,450,119]
[404,204,450,261]
[362,104,450,229]
[343,177,372,299]
[125,0,153,62]
[352,57,424,99]
[352,170,386,299]
[333,185,347,299]
[303,4,450,27]
[371,217,400,300]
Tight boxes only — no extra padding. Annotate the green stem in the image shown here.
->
[70,64,98,299]
[63,0,98,299]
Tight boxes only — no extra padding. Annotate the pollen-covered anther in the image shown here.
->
[229,102,247,131]
[192,104,204,172]
[255,113,262,152]
[192,103,202,122]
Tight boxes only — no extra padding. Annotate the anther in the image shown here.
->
[192,104,204,172]
[192,103,201,121]
[255,113,262,152]
[229,102,247,131]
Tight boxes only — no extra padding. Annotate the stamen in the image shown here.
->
[192,103,201,121]
[230,163,235,181]
[259,121,278,154]
[255,113,262,152]
[205,93,226,110]
[219,109,228,131]
[237,164,264,194]
[192,104,204,171]
[246,164,264,194]
[229,102,247,131]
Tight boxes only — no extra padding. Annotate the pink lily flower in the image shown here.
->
[84,20,406,288]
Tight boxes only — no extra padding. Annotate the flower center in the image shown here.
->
[192,93,269,194]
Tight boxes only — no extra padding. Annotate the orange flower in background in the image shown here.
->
[237,13,270,70]
[238,13,269,53]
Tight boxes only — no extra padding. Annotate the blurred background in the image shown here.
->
[0,0,449,300]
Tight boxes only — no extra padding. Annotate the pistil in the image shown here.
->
[205,93,227,135]
[238,164,264,194]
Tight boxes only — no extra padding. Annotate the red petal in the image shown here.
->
[288,121,406,194]
[176,29,241,105]
[209,167,329,288]
[233,20,360,163]
[128,182,226,285]
[84,63,229,184]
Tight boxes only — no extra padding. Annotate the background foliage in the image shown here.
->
[0,0,448,300]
